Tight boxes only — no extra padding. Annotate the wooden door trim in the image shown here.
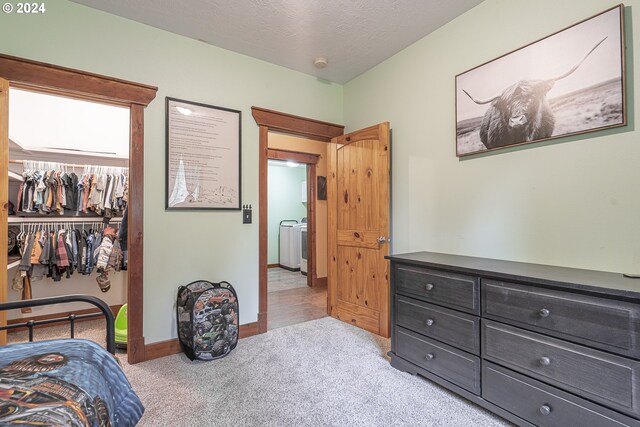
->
[266,148,319,165]
[0,79,8,345]
[253,107,343,333]
[306,164,317,289]
[0,55,157,363]
[0,54,156,106]
[252,107,344,142]
[258,125,269,333]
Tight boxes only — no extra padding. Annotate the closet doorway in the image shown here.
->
[0,54,157,364]
[6,88,129,344]
[252,107,344,333]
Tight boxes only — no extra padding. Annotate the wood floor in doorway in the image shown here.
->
[268,267,308,292]
[268,282,327,330]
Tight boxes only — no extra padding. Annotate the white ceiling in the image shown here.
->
[71,0,483,84]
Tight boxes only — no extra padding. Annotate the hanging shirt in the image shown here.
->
[29,231,42,265]
[84,232,96,274]
[18,233,35,275]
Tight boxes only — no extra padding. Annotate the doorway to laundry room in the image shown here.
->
[266,134,329,330]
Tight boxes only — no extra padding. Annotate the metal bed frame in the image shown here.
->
[0,295,116,354]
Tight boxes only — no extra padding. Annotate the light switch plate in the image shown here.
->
[243,208,252,224]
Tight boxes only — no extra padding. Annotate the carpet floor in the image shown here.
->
[8,317,512,426]
[125,317,511,426]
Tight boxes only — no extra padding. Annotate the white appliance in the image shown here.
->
[279,220,300,271]
[300,224,308,275]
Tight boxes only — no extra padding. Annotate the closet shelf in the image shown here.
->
[8,171,22,182]
[7,255,20,270]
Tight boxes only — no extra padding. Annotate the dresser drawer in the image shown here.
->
[482,320,640,418]
[396,327,480,394]
[483,362,640,427]
[395,265,479,314]
[482,280,640,358]
[396,296,479,354]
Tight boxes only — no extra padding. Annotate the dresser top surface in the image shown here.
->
[387,251,640,301]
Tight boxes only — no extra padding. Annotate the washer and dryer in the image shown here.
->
[279,219,308,274]
[279,220,301,271]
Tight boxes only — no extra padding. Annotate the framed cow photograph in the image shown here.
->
[455,4,625,157]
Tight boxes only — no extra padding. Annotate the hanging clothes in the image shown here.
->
[10,220,126,303]
[14,163,128,218]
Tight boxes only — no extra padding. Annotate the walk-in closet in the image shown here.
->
[5,87,130,344]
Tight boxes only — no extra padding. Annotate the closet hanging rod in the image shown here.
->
[9,159,129,170]
[8,216,123,224]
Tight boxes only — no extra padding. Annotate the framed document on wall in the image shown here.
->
[166,97,241,210]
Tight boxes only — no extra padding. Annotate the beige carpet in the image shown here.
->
[8,318,512,426]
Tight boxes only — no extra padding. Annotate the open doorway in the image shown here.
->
[267,159,308,292]
[5,87,130,353]
[266,135,328,330]
[252,107,343,334]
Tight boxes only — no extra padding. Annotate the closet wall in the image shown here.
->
[6,88,129,319]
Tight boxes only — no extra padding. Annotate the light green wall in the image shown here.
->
[267,164,307,264]
[344,0,640,274]
[4,0,639,344]
[0,1,342,343]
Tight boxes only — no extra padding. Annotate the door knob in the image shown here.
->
[377,236,387,244]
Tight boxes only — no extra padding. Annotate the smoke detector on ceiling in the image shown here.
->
[313,57,328,69]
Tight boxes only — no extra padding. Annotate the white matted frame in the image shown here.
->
[456,4,626,157]
[166,97,241,210]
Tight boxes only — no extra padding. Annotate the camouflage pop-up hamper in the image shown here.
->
[177,280,239,361]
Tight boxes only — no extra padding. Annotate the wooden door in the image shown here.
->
[0,78,8,345]
[327,122,391,337]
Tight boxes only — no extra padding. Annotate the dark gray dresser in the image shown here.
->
[387,251,640,427]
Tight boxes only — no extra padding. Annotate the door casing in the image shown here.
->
[252,107,343,333]
[0,54,157,363]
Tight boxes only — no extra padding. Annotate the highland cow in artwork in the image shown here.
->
[455,6,625,156]
[463,38,606,149]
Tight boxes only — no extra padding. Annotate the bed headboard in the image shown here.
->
[0,295,116,354]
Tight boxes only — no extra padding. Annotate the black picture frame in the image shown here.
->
[166,97,241,210]
[455,4,626,157]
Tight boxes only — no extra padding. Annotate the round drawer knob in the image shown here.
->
[425,283,434,291]
[539,404,552,416]
[425,353,435,361]
[425,319,435,327]
[539,357,551,366]
[539,308,551,317]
